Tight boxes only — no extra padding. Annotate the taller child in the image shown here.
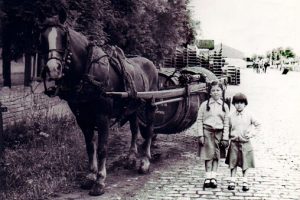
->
[197,81,230,189]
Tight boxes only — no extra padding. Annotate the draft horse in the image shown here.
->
[40,16,158,196]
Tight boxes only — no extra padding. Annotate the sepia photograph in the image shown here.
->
[1,0,300,199]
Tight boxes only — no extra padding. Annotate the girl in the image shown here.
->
[197,81,229,189]
[226,93,261,191]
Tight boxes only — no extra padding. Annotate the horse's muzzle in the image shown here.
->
[46,59,63,79]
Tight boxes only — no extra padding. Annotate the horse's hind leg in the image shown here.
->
[138,100,156,174]
[127,113,139,169]
[89,114,109,196]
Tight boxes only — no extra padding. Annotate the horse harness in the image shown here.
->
[41,25,138,100]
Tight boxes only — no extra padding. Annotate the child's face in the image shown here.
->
[234,102,246,112]
[210,85,222,101]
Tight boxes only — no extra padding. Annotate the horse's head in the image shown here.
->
[40,17,69,80]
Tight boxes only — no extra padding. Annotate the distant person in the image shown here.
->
[252,62,258,72]
[264,62,269,73]
[225,93,261,191]
[197,81,230,189]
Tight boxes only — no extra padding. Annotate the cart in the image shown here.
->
[106,66,226,134]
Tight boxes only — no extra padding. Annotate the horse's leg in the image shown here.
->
[68,103,97,189]
[126,113,139,169]
[89,114,109,196]
[138,100,156,174]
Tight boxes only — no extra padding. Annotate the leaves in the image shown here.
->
[0,0,197,63]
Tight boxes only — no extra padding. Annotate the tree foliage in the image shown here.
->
[0,0,197,63]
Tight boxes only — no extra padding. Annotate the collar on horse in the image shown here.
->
[41,24,137,100]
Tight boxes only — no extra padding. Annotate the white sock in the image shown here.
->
[242,177,248,183]
[206,172,211,179]
[229,177,236,183]
[211,171,217,179]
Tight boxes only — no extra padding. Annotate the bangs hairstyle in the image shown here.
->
[206,81,226,112]
[232,93,248,105]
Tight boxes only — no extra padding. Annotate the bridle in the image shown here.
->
[40,24,72,96]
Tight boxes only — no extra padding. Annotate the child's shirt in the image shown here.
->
[197,98,229,139]
[229,109,261,142]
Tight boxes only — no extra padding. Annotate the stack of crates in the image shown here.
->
[199,53,209,69]
[186,45,200,67]
[163,57,173,68]
[211,52,224,78]
[226,66,240,85]
[174,48,185,68]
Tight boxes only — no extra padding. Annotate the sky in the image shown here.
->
[189,0,300,57]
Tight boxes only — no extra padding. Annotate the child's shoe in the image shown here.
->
[242,182,249,191]
[210,178,218,188]
[203,179,211,189]
[228,182,235,190]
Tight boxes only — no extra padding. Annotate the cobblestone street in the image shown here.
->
[55,68,300,200]
[132,68,300,200]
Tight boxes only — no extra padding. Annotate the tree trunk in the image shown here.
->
[24,53,32,86]
[2,47,11,88]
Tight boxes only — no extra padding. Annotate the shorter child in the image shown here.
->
[225,93,261,191]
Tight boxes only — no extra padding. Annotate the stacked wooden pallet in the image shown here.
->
[174,48,185,68]
[186,45,200,67]
[163,57,173,68]
[211,52,223,78]
[199,53,209,69]
[226,66,240,85]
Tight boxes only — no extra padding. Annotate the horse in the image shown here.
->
[39,16,158,196]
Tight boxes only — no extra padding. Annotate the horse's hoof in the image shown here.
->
[80,179,94,190]
[81,173,97,190]
[88,183,105,196]
[138,158,150,174]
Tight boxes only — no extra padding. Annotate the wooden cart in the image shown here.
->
[106,66,225,134]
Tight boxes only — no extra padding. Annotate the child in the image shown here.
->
[226,93,261,191]
[197,81,230,189]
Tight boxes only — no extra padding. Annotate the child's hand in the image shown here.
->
[229,132,238,140]
[242,130,252,140]
[220,140,229,148]
[198,136,205,146]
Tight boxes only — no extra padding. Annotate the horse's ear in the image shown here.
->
[58,7,67,24]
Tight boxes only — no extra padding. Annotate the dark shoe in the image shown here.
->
[228,182,235,190]
[210,178,218,188]
[203,179,211,189]
[242,183,249,191]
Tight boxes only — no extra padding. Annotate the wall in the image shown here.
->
[0,84,72,129]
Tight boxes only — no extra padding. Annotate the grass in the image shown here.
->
[0,114,87,200]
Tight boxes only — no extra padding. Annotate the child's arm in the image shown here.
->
[222,104,230,140]
[245,114,261,139]
[250,115,261,138]
[197,103,205,137]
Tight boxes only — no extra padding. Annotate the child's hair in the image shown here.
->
[206,81,226,112]
[232,92,248,105]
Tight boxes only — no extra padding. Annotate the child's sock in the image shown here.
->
[205,172,211,179]
[229,177,236,183]
[211,171,216,179]
[242,177,248,183]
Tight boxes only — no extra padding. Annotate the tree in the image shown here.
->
[0,0,197,66]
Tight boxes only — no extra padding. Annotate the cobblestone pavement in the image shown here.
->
[132,69,300,200]
[55,68,300,200]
